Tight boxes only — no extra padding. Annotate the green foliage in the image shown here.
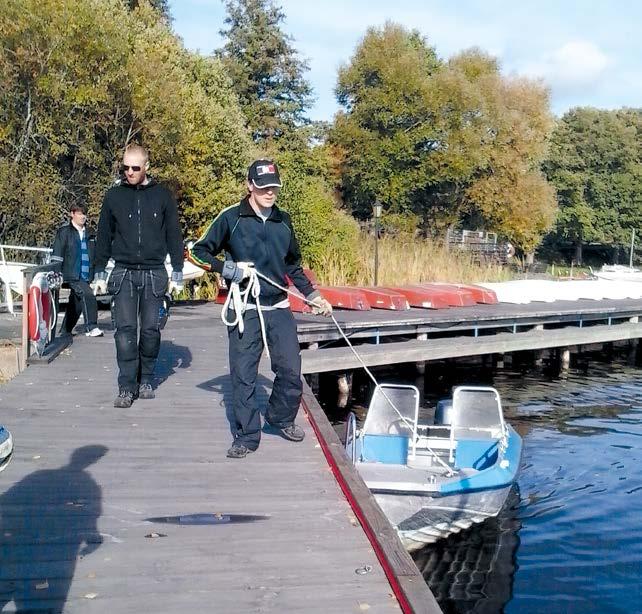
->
[544,107,642,253]
[217,0,313,144]
[330,24,557,252]
[276,151,360,273]
[0,0,251,247]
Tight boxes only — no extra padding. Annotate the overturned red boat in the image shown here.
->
[357,287,410,310]
[383,286,451,309]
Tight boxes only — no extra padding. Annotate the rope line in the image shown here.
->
[222,267,456,473]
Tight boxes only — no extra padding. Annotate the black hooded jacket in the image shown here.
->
[95,178,183,273]
[188,197,315,303]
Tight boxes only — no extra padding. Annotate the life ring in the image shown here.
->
[28,272,53,353]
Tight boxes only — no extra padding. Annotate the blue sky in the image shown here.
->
[168,0,642,121]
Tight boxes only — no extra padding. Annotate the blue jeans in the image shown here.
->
[109,268,167,393]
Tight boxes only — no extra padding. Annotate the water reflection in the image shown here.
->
[413,487,521,614]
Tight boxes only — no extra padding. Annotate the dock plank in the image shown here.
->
[0,304,422,613]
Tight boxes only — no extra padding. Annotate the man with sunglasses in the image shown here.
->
[188,159,332,458]
[92,145,184,408]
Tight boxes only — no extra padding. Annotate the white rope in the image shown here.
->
[221,267,455,474]
[221,268,270,358]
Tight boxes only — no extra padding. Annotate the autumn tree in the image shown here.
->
[331,23,557,252]
[0,0,251,246]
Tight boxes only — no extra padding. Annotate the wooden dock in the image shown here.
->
[294,298,642,373]
[0,302,440,613]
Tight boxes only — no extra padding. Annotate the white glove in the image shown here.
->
[91,279,107,296]
[236,262,254,280]
[310,296,333,317]
[168,271,184,295]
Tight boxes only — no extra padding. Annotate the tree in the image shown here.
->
[544,108,642,263]
[126,0,171,21]
[331,24,556,251]
[0,0,251,246]
[217,0,313,143]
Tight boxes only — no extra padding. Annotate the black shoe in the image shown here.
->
[138,383,155,400]
[267,423,305,442]
[114,390,134,408]
[226,444,255,459]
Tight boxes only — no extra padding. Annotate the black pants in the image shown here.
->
[109,268,167,393]
[227,307,302,450]
[60,280,98,333]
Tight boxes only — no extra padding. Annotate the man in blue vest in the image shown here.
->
[52,204,103,337]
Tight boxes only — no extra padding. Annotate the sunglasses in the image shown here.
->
[120,165,143,172]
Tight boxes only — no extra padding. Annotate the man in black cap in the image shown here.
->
[188,159,332,458]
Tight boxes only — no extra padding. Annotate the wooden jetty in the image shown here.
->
[0,303,440,614]
[296,298,642,374]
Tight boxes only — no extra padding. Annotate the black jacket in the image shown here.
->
[52,223,96,282]
[188,198,315,302]
[95,179,183,273]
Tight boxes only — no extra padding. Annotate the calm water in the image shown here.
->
[320,349,642,614]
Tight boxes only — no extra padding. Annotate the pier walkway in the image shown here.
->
[0,303,439,613]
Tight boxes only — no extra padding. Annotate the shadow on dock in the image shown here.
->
[0,445,107,613]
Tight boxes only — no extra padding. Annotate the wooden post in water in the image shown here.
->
[560,347,571,371]
[307,342,320,395]
[337,372,352,408]
[416,333,427,374]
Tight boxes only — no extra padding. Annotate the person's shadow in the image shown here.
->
[0,445,107,613]
[198,373,273,437]
[154,340,192,388]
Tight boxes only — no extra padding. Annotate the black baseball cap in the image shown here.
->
[248,159,282,188]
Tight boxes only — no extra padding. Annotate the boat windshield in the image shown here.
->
[451,387,503,432]
[363,384,419,437]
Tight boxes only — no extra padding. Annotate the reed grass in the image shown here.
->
[316,233,513,286]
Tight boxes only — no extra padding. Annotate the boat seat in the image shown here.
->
[361,434,409,464]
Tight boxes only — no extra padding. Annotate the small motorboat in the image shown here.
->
[345,384,522,552]
[0,425,13,472]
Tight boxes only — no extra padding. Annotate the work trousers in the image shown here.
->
[109,268,167,393]
[61,280,98,334]
[227,307,302,450]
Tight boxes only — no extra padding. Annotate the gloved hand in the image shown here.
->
[168,271,184,295]
[310,295,333,317]
[222,260,254,284]
[91,277,107,296]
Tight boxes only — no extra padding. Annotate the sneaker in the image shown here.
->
[269,423,305,442]
[138,383,155,399]
[114,390,134,408]
[85,327,104,337]
[226,444,254,459]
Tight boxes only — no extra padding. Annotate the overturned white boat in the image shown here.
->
[345,384,522,552]
[593,264,642,282]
